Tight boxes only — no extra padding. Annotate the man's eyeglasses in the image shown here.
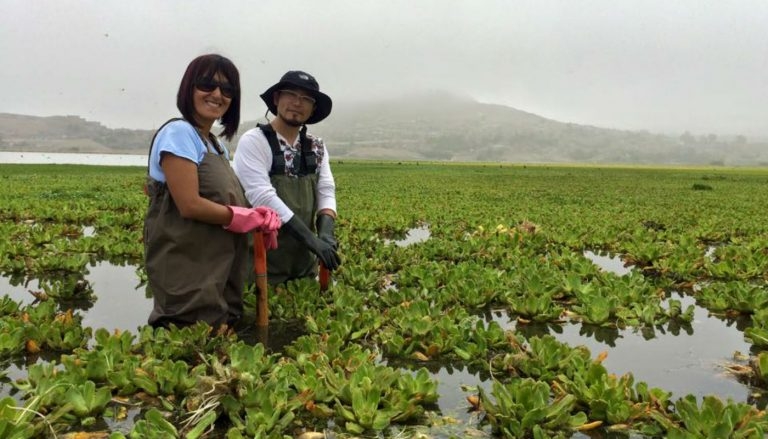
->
[279,89,316,106]
[195,80,236,99]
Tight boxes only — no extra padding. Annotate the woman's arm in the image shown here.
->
[162,153,233,225]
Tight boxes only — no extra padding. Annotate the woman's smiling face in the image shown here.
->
[193,71,232,128]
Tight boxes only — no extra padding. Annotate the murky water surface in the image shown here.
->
[0,261,153,333]
[0,151,146,166]
[576,250,753,401]
[583,250,634,276]
[385,224,431,246]
[490,304,752,402]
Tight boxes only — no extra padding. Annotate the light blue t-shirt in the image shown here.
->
[148,119,230,182]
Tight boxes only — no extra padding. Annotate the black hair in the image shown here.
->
[176,54,241,140]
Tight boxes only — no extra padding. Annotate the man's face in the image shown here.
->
[274,88,316,127]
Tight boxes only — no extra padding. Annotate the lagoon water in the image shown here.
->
[0,156,763,436]
[0,151,147,167]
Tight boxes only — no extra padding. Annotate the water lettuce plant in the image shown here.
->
[2,163,768,438]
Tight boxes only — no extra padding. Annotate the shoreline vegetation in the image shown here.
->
[4,94,768,165]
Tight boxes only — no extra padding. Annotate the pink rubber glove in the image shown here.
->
[258,207,280,249]
[224,206,278,234]
[264,230,279,250]
[253,206,282,231]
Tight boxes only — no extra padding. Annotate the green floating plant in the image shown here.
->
[223,379,298,438]
[666,394,768,438]
[335,373,397,434]
[63,380,113,425]
[0,397,36,439]
[494,335,591,382]
[60,328,140,388]
[0,323,25,357]
[0,296,21,317]
[226,341,280,378]
[700,282,768,316]
[455,319,514,363]
[393,367,439,406]
[105,355,142,396]
[183,410,217,439]
[556,361,639,425]
[132,358,202,397]
[572,291,619,326]
[745,309,768,348]
[511,290,564,323]
[129,408,178,439]
[665,298,695,323]
[753,351,768,385]
[135,322,236,361]
[21,301,92,352]
[478,377,588,438]
[330,360,436,434]
[11,361,68,410]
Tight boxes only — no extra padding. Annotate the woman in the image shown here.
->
[144,54,280,329]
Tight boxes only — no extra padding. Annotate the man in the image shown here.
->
[234,70,341,285]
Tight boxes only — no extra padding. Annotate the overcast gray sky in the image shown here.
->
[3,0,767,137]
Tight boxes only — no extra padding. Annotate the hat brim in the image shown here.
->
[260,81,332,125]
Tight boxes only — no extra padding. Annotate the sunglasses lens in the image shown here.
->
[219,85,234,98]
[196,81,234,98]
[196,81,214,92]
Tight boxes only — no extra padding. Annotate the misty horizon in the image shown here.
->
[3,1,767,138]
[5,88,765,142]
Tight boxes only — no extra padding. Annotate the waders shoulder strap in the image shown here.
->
[258,123,317,176]
[144,118,184,196]
[147,118,184,171]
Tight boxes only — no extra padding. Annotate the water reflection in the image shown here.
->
[487,294,754,403]
[0,261,308,344]
[583,250,633,276]
[0,261,152,333]
[426,365,487,433]
[384,225,431,247]
[82,261,153,332]
[0,362,22,400]
[235,319,305,353]
[0,277,41,303]
[385,359,490,432]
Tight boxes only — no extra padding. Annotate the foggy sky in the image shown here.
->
[3,0,767,137]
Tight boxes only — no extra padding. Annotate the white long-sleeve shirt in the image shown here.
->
[233,126,337,223]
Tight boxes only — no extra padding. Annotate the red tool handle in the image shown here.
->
[254,232,268,327]
[319,262,330,291]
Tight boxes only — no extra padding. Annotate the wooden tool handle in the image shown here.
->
[254,232,268,327]
[319,262,330,291]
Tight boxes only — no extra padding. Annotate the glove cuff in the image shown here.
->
[224,205,247,231]
[316,214,336,235]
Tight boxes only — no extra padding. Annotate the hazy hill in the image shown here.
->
[0,113,154,153]
[2,93,766,165]
[294,92,767,165]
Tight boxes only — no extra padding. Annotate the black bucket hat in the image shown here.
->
[260,70,332,124]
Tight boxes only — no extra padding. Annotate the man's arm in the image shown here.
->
[233,129,295,223]
[314,138,337,218]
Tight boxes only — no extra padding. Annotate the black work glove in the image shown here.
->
[316,214,338,250]
[282,216,341,271]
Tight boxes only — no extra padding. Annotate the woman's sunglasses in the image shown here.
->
[195,79,236,98]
